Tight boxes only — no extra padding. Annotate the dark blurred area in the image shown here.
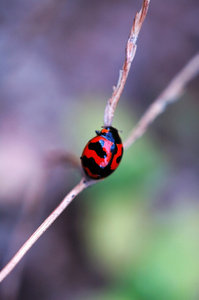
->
[0,0,199,299]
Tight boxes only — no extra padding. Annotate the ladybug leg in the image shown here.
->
[95,130,101,135]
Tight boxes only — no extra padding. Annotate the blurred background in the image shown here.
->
[0,0,199,299]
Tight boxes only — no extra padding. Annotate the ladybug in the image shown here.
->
[81,126,123,180]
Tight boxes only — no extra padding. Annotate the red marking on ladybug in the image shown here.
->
[81,126,123,180]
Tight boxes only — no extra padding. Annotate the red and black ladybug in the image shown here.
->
[81,126,123,180]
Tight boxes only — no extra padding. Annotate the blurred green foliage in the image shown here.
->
[64,97,199,300]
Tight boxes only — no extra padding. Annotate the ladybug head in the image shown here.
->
[95,126,122,144]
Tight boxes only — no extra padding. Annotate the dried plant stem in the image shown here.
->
[124,52,199,149]
[0,177,95,283]
[0,165,48,298]
[104,0,150,127]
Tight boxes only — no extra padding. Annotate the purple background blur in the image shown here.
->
[0,1,199,299]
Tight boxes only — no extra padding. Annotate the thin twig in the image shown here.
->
[104,0,150,127]
[124,52,199,149]
[0,177,95,283]
[0,164,48,299]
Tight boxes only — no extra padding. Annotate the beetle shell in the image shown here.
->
[81,126,123,180]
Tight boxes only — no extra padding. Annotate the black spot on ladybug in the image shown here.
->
[116,155,122,164]
[82,156,102,173]
[88,140,107,158]
[82,155,116,179]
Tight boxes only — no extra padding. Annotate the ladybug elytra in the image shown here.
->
[81,126,123,180]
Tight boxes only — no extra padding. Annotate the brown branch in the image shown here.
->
[104,0,150,127]
[0,164,48,298]
[0,177,96,283]
[124,52,199,149]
